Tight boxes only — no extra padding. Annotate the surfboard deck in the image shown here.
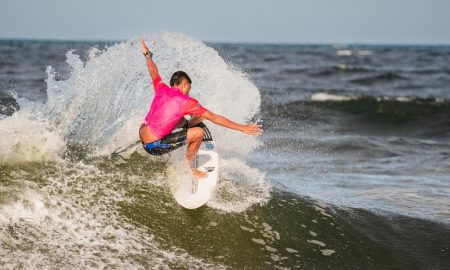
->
[172,125,219,209]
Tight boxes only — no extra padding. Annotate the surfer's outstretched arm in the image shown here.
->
[201,111,262,136]
[140,39,160,86]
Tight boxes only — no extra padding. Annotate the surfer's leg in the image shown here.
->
[186,127,207,179]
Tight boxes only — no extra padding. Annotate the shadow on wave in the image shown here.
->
[120,187,450,269]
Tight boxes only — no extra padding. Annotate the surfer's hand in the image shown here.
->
[140,38,150,53]
[241,124,263,136]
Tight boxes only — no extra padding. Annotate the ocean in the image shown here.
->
[0,33,449,269]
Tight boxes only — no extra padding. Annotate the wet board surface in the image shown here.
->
[172,124,219,209]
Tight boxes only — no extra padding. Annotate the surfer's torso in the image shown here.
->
[143,76,207,141]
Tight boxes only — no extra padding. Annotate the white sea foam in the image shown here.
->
[307,239,326,247]
[0,110,64,164]
[320,249,335,256]
[311,93,444,105]
[336,50,352,56]
[310,93,358,102]
[0,187,49,225]
[207,158,271,212]
[0,160,225,270]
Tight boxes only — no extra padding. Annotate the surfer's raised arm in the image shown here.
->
[201,111,262,136]
[140,39,160,85]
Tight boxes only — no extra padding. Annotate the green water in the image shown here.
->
[1,153,449,269]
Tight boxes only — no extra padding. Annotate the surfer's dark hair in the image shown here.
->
[170,71,192,87]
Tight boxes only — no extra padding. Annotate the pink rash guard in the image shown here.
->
[144,75,207,138]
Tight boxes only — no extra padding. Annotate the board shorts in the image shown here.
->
[142,128,188,156]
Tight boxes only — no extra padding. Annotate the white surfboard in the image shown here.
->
[172,126,219,209]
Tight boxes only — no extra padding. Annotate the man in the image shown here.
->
[139,39,262,178]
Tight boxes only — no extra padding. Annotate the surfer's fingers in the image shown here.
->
[253,124,263,132]
[248,126,263,136]
[254,129,263,135]
[241,123,263,136]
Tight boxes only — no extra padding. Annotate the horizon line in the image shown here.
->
[1,36,450,47]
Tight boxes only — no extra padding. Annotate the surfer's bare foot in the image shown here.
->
[192,168,208,179]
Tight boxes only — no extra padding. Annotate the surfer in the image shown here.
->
[138,39,262,178]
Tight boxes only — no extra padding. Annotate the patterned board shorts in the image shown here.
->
[142,129,188,156]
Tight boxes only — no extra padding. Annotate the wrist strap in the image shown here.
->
[143,51,153,58]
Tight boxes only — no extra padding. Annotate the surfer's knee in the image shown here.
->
[192,127,204,139]
[188,127,204,141]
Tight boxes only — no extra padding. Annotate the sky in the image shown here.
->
[1,0,450,44]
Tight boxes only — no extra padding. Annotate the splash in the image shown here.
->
[208,158,270,212]
[42,32,261,157]
[0,110,64,164]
